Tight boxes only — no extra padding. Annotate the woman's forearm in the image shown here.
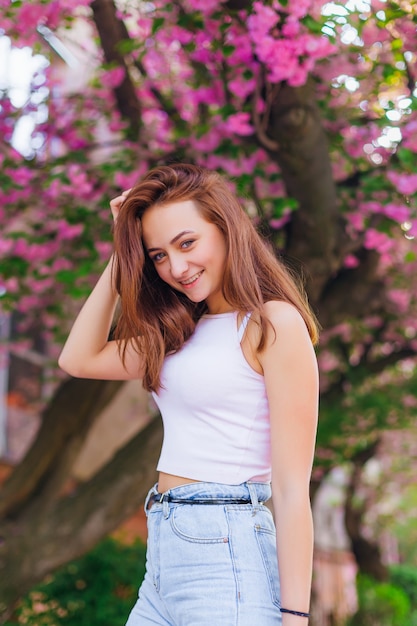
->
[58,257,119,376]
[273,491,314,625]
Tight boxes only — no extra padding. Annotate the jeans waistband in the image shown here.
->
[145,481,271,512]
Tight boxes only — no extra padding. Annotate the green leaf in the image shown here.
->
[223,45,235,57]
[271,197,298,218]
[301,15,325,35]
[116,39,141,55]
[397,149,416,169]
[151,17,165,36]
[385,7,408,21]
[405,251,417,263]
[218,103,236,119]
[391,38,403,51]
[178,13,204,30]
[183,42,196,53]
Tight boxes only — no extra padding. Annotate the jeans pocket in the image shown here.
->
[254,522,280,607]
[170,505,229,544]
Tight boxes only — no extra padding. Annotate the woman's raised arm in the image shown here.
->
[58,191,145,381]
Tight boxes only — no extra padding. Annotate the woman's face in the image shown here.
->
[141,199,230,314]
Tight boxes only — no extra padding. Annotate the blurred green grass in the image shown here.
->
[6,537,146,626]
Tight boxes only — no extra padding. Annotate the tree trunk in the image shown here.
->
[344,444,389,581]
[0,415,162,622]
[0,378,125,518]
[267,80,343,302]
[91,0,142,139]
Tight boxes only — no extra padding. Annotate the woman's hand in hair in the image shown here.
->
[110,189,131,223]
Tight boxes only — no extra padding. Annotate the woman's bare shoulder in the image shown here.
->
[263,300,306,328]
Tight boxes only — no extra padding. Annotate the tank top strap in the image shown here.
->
[237,312,252,342]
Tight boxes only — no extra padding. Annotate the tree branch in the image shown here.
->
[90,0,142,139]
[365,347,417,374]
[317,249,385,329]
[0,378,124,518]
[0,416,162,616]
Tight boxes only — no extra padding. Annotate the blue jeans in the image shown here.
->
[125,482,282,625]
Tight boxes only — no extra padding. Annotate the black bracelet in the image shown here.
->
[280,607,310,618]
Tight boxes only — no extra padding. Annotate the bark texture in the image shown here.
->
[267,80,342,302]
[344,444,389,582]
[0,411,162,620]
[91,0,142,138]
[0,378,124,518]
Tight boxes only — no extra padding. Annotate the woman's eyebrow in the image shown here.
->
[147,230,195,252]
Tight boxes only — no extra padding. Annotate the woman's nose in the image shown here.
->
[169,255,188,279]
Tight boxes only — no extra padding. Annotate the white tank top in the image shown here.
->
[152,311,271,484]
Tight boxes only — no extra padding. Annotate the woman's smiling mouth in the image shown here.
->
[180,270,203,287]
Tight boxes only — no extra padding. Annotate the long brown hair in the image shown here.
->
[112,163,318,391]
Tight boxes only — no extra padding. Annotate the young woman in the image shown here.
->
[59,163,319,625]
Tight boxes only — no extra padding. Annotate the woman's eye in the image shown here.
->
[181,239,194,249]
[152,252,165,262]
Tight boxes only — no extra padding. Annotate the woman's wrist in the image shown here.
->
[281,613,309,625]
[281,608,309,618]
[281,606,310,624]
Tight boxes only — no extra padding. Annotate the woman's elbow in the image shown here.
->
[58,353,82,377]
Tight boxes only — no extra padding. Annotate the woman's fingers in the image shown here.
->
[110,188,132,221]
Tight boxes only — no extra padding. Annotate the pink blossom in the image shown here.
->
[407,221,417,237]
[383,203,411,224]
[185,0,224,14]
[137,17,152,39]
[3,277,19,294]
[66,165,93,197]
[18,295,42,314]
[269,214,291,230]
[318,350,340,373]
[225,29,255,66]
[114,170,141,190]
[190,126,223,152]
[95,241,113,261]
[388,289,411,313]
[387,171,417,196]
[364,229,393,254]
[403,395,417,408]
[189,32,214,64]
[402,120,417,152]
[247,3,280,38]
[170,26,194,46]
[51,258,73,272]
[224,112,254,136]
[0,238,13,256]
[100,67,126,89]
[344,254,360,269]
[282,18,301,38]
[346,213,365,231]
[228,75,256,99]
[30,278,54,294]
[287,0,315,19]
[56,221,84,241]
[288,65,308,87]
[108,117,127,133]
[361,21,390,47]
[45,178,65,200]
[5,167,34,186]
[359,201,383,214]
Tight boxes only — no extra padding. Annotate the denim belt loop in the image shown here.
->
[247,482,260,513]
[162,493,170,519]
[144,484,158,516]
